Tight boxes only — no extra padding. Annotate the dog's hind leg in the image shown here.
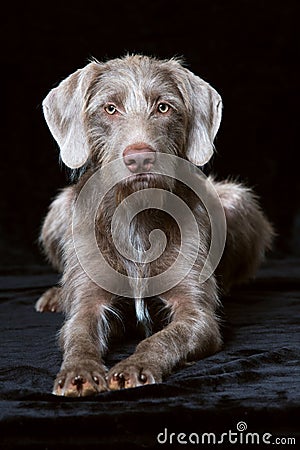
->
[35,187,75,313]
[35,286,62,312]
[39,186,74,271]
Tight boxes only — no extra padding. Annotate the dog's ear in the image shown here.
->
[43,62,100,169]
[177,67,222,166]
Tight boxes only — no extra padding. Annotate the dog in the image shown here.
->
[36,55,273,396]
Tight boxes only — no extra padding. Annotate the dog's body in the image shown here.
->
[36,55,273,396]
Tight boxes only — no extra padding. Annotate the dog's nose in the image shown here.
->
[123,144,156,173]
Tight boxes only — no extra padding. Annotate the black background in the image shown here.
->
[1,0,299,266]
[1,4,299,448]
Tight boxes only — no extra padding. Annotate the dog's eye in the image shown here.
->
[157,103,170,114]
[104,104,117,115]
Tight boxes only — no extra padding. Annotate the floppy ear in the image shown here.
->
[181,68,222,166]
[43,62,100,169]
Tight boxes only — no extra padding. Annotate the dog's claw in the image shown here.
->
[53,367,108,397]
[72,375,85,386]
[93,376,99,385]
[107,362,160,390]
[139,373,147,383]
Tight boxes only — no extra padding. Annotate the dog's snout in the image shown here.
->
[123,144,156,173]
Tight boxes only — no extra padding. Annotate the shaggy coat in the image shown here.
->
[36,55,273,396]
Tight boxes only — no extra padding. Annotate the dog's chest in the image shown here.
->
[117,215,178,332]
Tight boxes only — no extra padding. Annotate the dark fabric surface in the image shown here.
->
[0,259,299,449]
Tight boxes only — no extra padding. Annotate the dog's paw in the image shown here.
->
[35,287,62,313]
[53,364,108,397]
[107,360,162,390]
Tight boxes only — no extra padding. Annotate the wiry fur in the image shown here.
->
[36,55,274,396]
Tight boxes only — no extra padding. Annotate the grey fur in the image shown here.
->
[36,55,273,396]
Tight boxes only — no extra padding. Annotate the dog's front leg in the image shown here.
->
[53,290,112,397]
[107,281,222,390]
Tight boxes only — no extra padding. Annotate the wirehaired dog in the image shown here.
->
[36,55,273,396]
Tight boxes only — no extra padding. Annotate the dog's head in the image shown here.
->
[43,55,222,191]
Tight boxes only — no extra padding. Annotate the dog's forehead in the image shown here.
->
[93,56,182,101]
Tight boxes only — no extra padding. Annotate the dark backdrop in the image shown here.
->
[1,0,299,266]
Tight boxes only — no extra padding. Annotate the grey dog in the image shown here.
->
[36,55,273,396]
